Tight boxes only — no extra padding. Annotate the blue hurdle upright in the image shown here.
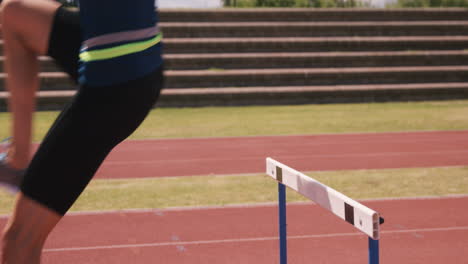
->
[266,158,385,264]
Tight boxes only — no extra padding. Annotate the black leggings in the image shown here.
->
[20,6,164,215]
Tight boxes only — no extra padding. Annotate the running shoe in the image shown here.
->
[0,138,24,193]
[0,137,10,161]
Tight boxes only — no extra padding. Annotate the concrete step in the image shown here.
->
[2,82,467,110]
[1,66,467,91]
[162,50,468,70]
[3,51,467,72]
[1,36,467,55]
[157,82,468,106]
[165,66,468,88]
[159,8,468,22]
[163,36,468,53]
[159,21,468,38]
[1,8,466,109]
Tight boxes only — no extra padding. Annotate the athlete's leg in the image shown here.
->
[2,67,163,263]
[2,195,61,264]
[0,1,64,263]
[0,0,60,169]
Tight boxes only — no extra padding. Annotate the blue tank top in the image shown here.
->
[78,0,163,87]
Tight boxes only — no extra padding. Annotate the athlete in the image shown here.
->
[0,0,163,262]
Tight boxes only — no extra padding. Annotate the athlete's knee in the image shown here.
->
[2,222,46,249]
[2,225,42,262]
[0,0,25,25]
[1,195,61,254]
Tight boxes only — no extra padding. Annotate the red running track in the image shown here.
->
[0,196,466,264]
[95,130,468,179]
[2,130,466,263]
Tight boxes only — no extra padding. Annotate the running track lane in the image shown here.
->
[95,130,468,178]
[0,196,466,263]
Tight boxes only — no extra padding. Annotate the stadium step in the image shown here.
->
[160,21,468,38]
[3,36,468,55]
[2,82,467,110]
[164,66,468,88]
[1,66,467,91]
[159,8,468,22]
[3,51,466,72]
[157,82,468,106]
[164,50,468,70]
[162,36,468,54]
[1,8,468,109]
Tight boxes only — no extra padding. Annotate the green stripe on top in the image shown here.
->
[80,33,162,62]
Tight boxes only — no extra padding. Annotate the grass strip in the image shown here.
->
[0,166,466,215]
[1,100,468,141]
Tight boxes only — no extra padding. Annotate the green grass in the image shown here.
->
[226,0,368,7]
[0,101,467,215]
[1,100,468,142]
[1,166,466,215]
[391,0,468,8]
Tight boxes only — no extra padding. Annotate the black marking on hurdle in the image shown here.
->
[344,203,355,225]
[379,217,385,225]
[276,166,283,183]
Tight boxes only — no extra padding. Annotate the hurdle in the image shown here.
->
[266,158,384,264]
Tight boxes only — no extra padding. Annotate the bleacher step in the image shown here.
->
[164,66,468,88]
[2,50,467,72]
[160,21,468,38]
[159,8,468,22]
[1,66,467,91]
[0,8,467,108]
[1,36,468,55]
[1,82,467,110]
[155,50,468,70]
[163,36,468,53]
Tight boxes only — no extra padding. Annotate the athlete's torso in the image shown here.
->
[78,0,163,87]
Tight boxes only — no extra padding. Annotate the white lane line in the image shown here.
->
[43,226,468,253]
[103,150,468,165]
[2,195,467,220]
[116,129,468,142]
[2,194,466,219]
[117,138,468,151]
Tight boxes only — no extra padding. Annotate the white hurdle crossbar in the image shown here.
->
[266,158,384,264]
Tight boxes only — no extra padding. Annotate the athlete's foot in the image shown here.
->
[0,159,24,193]
[0,137,11,161]
[0,138,24,193]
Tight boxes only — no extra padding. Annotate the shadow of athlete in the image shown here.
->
[0,0,164,263]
